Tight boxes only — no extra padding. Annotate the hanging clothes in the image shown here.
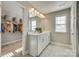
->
[1,23,5,32]
[18,19,23,33]
[5,21,13,32]
[18,23,23,33]
[13,24,18,33]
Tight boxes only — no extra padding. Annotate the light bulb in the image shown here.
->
[31,8,34,11]
[35,10,37,13]
[40,14,45,18]
[37,11,39,15]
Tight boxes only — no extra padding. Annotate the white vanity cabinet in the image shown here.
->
[28,32,50,57]
[29,35,38,56]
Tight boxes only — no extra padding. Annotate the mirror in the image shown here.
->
[29,7,45,33]
[29,16,42,33]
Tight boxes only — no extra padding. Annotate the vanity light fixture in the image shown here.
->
[29,7,45,18]
[34,10,37,16]
[35,10,37,13]
[31,8,34,11]
[29,8,35,16]
[37,11,39,15]
[39,14,45,18]
[29,8,34,13]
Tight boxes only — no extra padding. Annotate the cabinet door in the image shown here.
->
[45,33,50,45]
[42,33,50,50]
[38,33,50,55]
[38,35,44,55]
[29,35,38,56]
[42,34,47,48]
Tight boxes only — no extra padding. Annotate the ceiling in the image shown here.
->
[28,1,73,14]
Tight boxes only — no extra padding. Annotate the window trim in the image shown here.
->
[55,14,67,33]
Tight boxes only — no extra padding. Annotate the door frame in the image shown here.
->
[70,1,77,56]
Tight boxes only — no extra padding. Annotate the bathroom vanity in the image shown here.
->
[28,32,50,56]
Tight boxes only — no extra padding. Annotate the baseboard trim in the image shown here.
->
[2,39,22,46]
[51,42,72,49]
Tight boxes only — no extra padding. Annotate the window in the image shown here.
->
[55,15,66,32]
[32,20,36,32]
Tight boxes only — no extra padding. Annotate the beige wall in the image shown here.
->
[41,18,51,32]
[47,8,71,45]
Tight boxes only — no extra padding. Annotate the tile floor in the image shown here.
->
[1,40,22,56]
[1,41,75,57]
[40,44,74,57]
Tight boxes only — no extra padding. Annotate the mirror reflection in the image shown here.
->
[29,8,45,33]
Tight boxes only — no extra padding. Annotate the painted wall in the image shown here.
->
[1,2,23,45]
[46,8,71,45]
